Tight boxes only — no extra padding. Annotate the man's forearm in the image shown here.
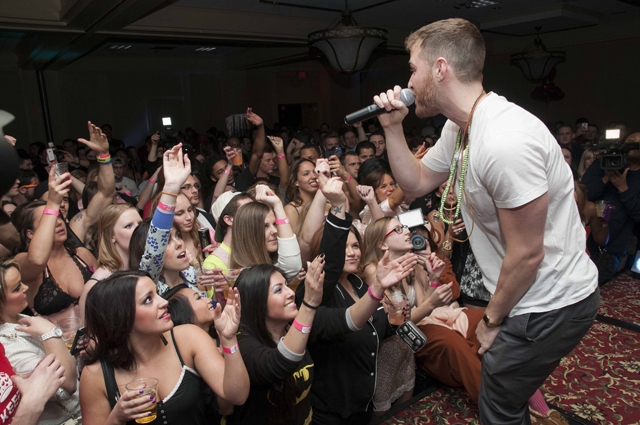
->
[485,252,543,323]
[11,397,45,425]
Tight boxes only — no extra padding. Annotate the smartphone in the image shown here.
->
[581,122,589,130]
[198,228,212,258]
[70,327,87,356]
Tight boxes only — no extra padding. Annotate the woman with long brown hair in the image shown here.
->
[284,159,318,232]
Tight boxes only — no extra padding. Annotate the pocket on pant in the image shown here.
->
[523,310,559,342]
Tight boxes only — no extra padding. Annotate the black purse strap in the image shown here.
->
[100,359,119,410]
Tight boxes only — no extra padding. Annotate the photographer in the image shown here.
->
[582,132,640,283]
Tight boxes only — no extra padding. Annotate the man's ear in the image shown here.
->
[223,215,233,227]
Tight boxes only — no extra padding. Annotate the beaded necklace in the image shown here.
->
[438,90,486,225]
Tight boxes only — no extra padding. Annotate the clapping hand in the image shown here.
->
[376,251,418,290]
[418,251,445,283]
[303,254,325,308]
[214,287,241,340]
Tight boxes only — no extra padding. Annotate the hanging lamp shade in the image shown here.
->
[309,9,387,74]
[510,28,565,83]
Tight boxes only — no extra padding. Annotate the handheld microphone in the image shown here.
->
[344,88,415,125]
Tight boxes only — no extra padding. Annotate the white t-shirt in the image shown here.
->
[423,92,597,317]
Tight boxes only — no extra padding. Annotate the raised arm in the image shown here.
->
[374,86,448,198]
[246,108,266,176]
[329,154,361,214]
[269,136,289,191]
[298,189,327,264]
[352,121,367,142]
[15,167,72,283]
[70,122,114,243]
[136,166,161,211]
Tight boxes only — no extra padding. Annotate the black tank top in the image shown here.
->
[100,330,208,425]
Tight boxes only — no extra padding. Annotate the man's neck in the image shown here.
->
[439,82,485,129]
[115,176,123,183]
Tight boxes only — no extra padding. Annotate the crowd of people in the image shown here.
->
[0,17,637,425]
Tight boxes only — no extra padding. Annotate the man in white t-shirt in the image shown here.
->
[374,18,599,424]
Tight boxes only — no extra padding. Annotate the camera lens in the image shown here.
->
[411,234,426,251]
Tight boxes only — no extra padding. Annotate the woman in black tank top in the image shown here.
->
[79,270,250,425]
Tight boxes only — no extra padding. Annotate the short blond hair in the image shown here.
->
[405,18,485,84]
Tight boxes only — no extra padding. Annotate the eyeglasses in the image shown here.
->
[384,225,408,239]
[181,183,201,191]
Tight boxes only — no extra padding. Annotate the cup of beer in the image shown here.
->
[57,317,83,351]
[232,148,243,166]
[125,377,159,424]
[387,291,408,326]
[222,269,242,299]
[596,200,606,218]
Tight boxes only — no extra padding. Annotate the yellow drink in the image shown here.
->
[135,403,157,424]
[389,310,405,326]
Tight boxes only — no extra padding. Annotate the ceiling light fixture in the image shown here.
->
[107,45,132,50]
[195,47,217,52]
[453,0,500,9]
[510,27,565,83]
[308,0,387,74]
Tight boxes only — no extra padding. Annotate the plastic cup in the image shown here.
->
[125,378,159,424]
[57,317,83,351]
[232,148,243,166]
[45,162,69,179]
[387,291,408,326]
[596,200,606,218]
[222,269,242,299]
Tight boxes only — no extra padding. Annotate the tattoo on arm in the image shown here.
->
[330,206,343,216]
[72,212,83,223]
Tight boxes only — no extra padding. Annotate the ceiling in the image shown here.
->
[0,0,638,71]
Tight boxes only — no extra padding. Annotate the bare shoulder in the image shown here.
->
[77,247,98,267]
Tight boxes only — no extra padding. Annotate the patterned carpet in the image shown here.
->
[382,272,640,425]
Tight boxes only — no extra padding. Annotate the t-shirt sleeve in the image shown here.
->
[422,121,457,173]
[478,131,549,209]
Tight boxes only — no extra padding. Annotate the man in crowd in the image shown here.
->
[373,18,599,424]
[341,152,361,180]
[341,128,358,152]
[582,131,640,283]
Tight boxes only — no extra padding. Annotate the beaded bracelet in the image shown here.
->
[367,286,383,302]
[157,201,176,213]
[161,191,179,197]
[43,208,59,217]
[275,217,290,225]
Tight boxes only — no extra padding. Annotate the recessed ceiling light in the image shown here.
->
[195,47,217,52]
[107,45,132,50]
[469,0,499,7]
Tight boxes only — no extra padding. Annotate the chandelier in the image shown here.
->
[308,2,387,74]
[510,27,565,83]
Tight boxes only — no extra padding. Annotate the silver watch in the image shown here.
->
[41,327,63,342]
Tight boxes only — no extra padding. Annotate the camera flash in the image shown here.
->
[162,117,172,126]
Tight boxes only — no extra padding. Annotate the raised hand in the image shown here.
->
[322,177,347,207]
[328,155,348,180]
[255,184,282,209]
[162,143,191,193]
[151,132,160,145]
[376,251,418,289]
[356,185,376,204]
[303,254,325,308]
[77,121,109,154]
[214,287,241,339]
[223,146,237,163]
[245,107,263,127]
[47,166,72,205]
[267,136,285,155]
[4,135,16,146]
[373,85,410,129]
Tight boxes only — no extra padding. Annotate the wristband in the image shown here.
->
[223,168,232,175]
[221,343,239,355]
[97,154,112,164]
[429,282,439,288]
[367,286,383,302]
[149,177,156,184]
[97,157,112,164]
[157,201,176,213]
[43,208,60,217]
[292,318,312,334]
[161,191,179,197]
[344,174,352,184]
[97,153,111,160]
[302,300,319,310]
[275,217,290,225]
[277,154,286,159]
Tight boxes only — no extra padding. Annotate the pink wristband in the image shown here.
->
[97,153,110,159]
[277,154,286,159]
[222,343,239,355]
[157,201,176,213]
[344,174,352,183]
[43,208,59,217]
[367,286,383,302]
[149,178,156,184]
[429,282,439,288]
[223,168,232,175]
[275,217,290,225]
[292,318,312,334]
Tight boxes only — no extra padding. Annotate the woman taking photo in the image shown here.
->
[0,259,80,424]
[12,167,97,324]
[284,159,318,232]
[230,184,302,281]
[79,270,249,424]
